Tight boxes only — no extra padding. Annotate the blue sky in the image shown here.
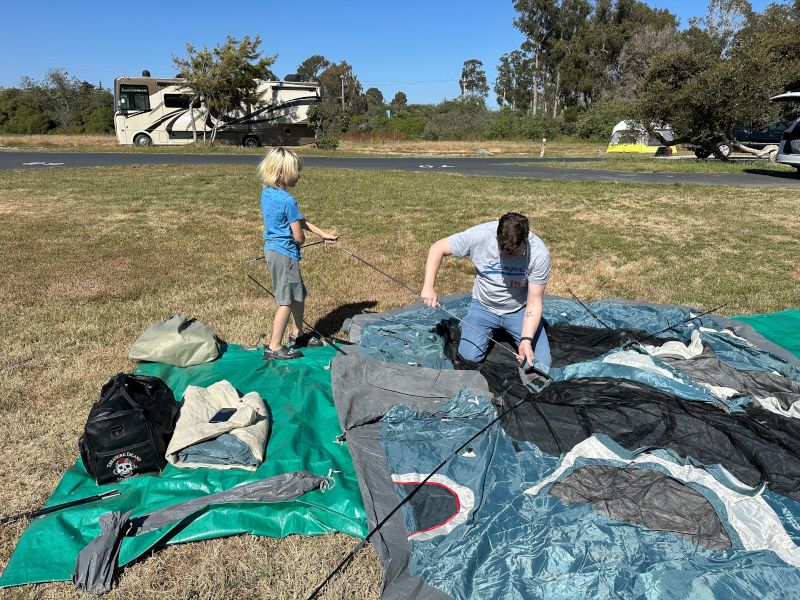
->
[0,0,777,107]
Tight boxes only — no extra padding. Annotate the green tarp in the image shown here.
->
[733,310,800,360]
[0,344,366,588]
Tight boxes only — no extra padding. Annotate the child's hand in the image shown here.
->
[324,233,339,243]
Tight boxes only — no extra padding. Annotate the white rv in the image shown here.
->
[113,75,320,147]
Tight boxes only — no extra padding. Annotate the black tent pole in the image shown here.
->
[0,490,120,526]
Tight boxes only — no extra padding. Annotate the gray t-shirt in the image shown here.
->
[448,221,550,315]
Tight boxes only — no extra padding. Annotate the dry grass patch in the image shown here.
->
[0,165,798,598]
[0,134,118,149]
[338,138,606,157]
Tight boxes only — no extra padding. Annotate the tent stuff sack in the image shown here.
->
[0,343,366,589]
[166,379,268,470]
[335,296,800,599]
[79,373,179,485]
[128,314,220,367]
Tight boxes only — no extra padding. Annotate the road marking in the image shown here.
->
[23,162,65,166]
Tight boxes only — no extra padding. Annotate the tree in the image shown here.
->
[635,4,800,157]
[296,55,332,82]
[460,59,489,99]
[495,50,534,110]
[608,25,686,100]
[513,0,679,113]
[173,35,276,144]
[390,91,408,108]
[365,87,384,107]
[689,0,753,56]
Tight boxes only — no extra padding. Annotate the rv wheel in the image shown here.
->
[243,137,259,148]
[133,134,153,147]
[694,149,711,159]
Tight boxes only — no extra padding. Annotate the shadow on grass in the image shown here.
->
[313,301,378,337]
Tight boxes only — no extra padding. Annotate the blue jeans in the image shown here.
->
[457,300,551,366]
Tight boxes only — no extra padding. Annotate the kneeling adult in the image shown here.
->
[420,212,551,367]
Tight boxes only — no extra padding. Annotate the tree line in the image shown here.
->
[2,0,798,147]
[0,70,113,134]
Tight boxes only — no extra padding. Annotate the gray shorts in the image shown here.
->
[265,250,307,305]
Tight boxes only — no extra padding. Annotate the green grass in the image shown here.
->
[527,155,799,175]
[0,165,798,598]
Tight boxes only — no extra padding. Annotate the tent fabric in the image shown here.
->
[73,471,326,594]
[527,435,800,567]
[660,345,800,411]
[498,378,800,499]
[733,310,800,359]
[0,343,366,588]
[330,352,490,431]
[336,364,800,599]
[165,379,268,470]
[128,314,220,367]
[348,294,800,381]
[549,464,732,551]
[337,297,800,599]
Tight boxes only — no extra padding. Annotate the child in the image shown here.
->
[258,147,338,360]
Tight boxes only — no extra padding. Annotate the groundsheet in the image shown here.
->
[0,343,366,587]
[734,310,800,359]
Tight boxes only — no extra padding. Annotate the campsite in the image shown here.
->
[2,1,800,599]
[0,161,798,598]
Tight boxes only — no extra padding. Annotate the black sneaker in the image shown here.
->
[289,333,323,348]
[264,345,304,360]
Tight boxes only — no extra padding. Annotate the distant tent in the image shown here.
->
[607,120,676,155]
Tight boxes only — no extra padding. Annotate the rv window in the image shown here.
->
[119,85,150,111]
[164,94,193,109]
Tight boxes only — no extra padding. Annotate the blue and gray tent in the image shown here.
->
[333,294,800,600]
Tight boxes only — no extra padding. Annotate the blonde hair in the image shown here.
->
[257,147,302,188]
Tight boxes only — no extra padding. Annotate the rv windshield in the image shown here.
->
[118,85,150,111]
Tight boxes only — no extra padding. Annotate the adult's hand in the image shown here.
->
[517,339,534,366]
[420,286,438,308]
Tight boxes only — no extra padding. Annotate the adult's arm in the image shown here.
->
[518,283,545,365]
[420,238,453,307]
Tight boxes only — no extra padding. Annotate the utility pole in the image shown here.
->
[340,75,345,108]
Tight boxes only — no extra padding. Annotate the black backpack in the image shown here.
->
[79,373,179,485]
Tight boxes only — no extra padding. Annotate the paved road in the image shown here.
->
[2,150,799,187]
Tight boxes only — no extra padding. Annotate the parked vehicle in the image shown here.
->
[683,122,789,159]
[113,72,320,147]
[771,89,800,173]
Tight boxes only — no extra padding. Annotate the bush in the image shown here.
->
[387,116,426,139]
[576,100,633,141]
[422,98,492,140]
[315,133,339,150]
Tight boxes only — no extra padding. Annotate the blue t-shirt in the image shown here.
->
[261,187,304,260]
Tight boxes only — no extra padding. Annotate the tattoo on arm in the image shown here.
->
[524,310,537,317]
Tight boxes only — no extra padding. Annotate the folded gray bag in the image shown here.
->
[129,315,220,367]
